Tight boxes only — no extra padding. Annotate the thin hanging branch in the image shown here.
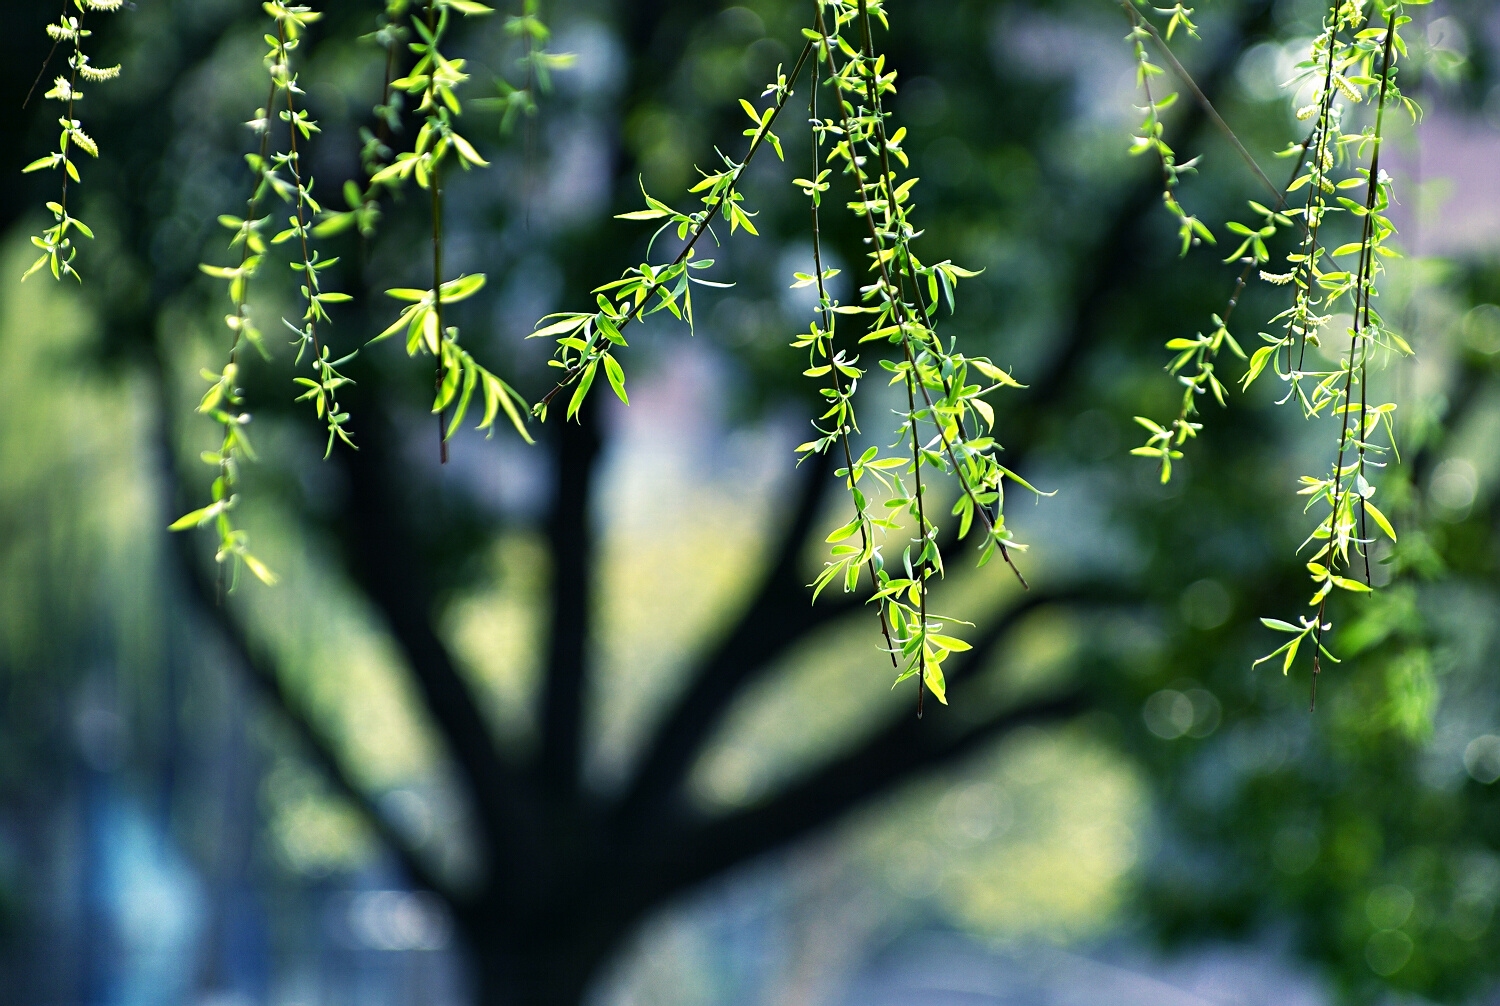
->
[529,39,816,418]
[797,62,899,668]
[23,0,123,282]
[313,0,410,244]
[169,67,281,592]
[168,6,319,592]
[271,7,358,457]
[853,0,1036,588]
[1117,0,1420,699]
[1125,0,1283,203]
[170,2,360,590]
[368,0,535,452]
[1120,0,1216,260]
[1118,0,1321,480]
[1246,0,1414,703]
[788,0,1050,705]
[1133,136,1310,482]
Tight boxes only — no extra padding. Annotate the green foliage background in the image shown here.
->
[1,0,1498,1002]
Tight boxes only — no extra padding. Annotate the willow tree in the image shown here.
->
[8,0,1496,1003]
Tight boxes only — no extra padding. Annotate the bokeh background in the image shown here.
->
[1,0,1499,1004]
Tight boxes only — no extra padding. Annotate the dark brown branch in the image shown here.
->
[659,668,1086,902]
[612,447,860,831]
[333,399,540,878]
[171,527,453,901]
[539,399,601,797]
[633,586,1116,898]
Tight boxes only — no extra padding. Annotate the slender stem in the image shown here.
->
[808,61,897,667]
[279,22,330,391]
[212,78,283,601]
[426,0,450,463]
[1293,17,1341,376]
[231,81,280,370]
[433,161,448,463]
[23,0,68,110]
[1125,2,1282,204]
[905,348,930,716]
[1158,134,1312,477]
[59,3,86,221]
[1351,9,1397,586]
[851,0,959,702]
[834,1,1029,588]
[1122,3,1178,201]
[1309,8,1397,694]
[816,3,935,696]
[355,21,402,269]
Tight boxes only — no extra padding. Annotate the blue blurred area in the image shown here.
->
[835,934,1324,1006]
[1,748,469,1006]
[84,779,207,1006]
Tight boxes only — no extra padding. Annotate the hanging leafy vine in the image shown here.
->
[268,3,359,456]
[527,45,814,421]
[793,33,899,671]
[802,0,1046,710]
[170,2,340,590]
[1249,0,1418,705]
[1121,0,1215,261]
[1124,0,1305,480]
[368,0,533,458]
[313,0,408,244]
[523,0,1046,709]
[1120,0,1422,700]
[22,0,123,282]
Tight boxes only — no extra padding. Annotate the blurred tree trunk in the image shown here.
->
[6,2,1277,1004]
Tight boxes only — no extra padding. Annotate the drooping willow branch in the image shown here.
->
[523,2,1045,707]
[1238,0,1413,699]
[314,0,407,243]
[477,0,576,225]
[22,0,123,282]
[169,3,342,592]
[1277,4,1406,706]
[169,79,279,589]
[1120,0,1216,261]
[1122,0,1301,480]
[1123,0,1420,697]
[169,0,550,588]
[1128,2,1285,204]
[793,60,900,671]
[800,0,1045,706]
[271,9,358,457]
[528,40,816,419]
[1133,138,1308,481]
[368,0,534,453]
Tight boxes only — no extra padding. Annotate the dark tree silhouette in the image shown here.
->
[0,2,1230,1002]
[19,1,1476,1004]
[166,4,1262,998]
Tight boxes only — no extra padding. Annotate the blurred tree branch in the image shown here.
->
[164,469,454,901]
[539,402,601,801]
